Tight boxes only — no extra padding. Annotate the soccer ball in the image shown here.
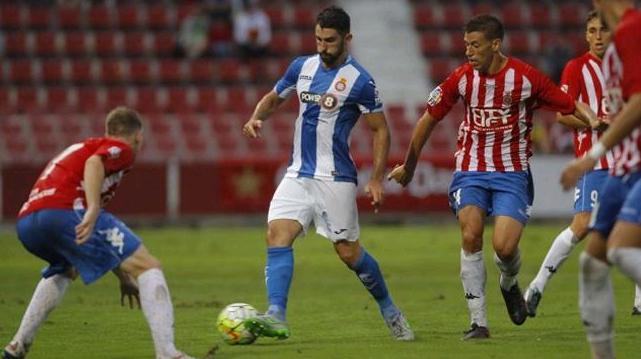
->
[216,303,259,345]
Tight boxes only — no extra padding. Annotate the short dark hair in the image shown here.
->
[316,6,350,35]
[464,14,504,41]
[105,107,142,136]
[586,10,607,29]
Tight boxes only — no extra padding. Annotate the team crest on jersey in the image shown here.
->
[334,78,347,92]
[561,84,569,93]
[107,146,122,158]
[427,87,443,106]
[502,91,512,107]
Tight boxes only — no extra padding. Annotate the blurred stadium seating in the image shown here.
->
[0,0,588,164]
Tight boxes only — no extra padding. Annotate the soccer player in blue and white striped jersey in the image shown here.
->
[241,6,413,341]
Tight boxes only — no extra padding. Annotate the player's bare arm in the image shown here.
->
[557,102,608,131]
[556,111,590,129]
[572,101,600,128]
[363,111,390,212]
[388,112,438,187]
[242,90,285,139]
[560,93,641,190]
[75,154,105,245]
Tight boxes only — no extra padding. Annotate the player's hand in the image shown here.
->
[119,273,140,309]
[387,164,413,187]
[242,119,263,139]
[75,208,99,245]
[364,179,385,213]
[592,116,610,132]
[560,156,597,191]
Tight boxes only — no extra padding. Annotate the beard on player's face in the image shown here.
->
[319,40,345,67]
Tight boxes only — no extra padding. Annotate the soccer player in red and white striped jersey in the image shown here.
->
[523,10,641,319]
[560,1,641,358]
[389,14,598,339]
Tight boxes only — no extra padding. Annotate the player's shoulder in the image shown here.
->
[294,54,321,66]
[615,9,641,45]
[286,55,316,73]
[565,53,591,69]
[508,56,548,79]
[452,62,473,77]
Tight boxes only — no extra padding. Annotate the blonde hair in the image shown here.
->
[105,107,142,136]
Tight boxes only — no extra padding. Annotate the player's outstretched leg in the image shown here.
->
[526,227,579,317]
[3,273,72,359]
[494,250,527,325]
[137,268,196,359]
[632,285,641,315]
[580,252,615,359]
[244,246,293,340]
[348,248,414,340]
[460,249,490,340]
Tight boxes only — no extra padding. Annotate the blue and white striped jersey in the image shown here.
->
[274,54,383,184]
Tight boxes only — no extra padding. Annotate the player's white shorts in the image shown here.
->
[268,176,359,242]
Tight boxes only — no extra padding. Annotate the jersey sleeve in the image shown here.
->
[356,78,384,113]
[425,68,462,121]
[532,67,576,115]
[618,32,641,98]
[94,142,134,174]
[274,57,305,99]
[559,59,581,100]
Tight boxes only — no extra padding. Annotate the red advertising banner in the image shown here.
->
[180,157,455,214]
[1,157,455,219]
[1,164,167,219]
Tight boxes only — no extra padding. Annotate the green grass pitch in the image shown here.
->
[0,224,638,359]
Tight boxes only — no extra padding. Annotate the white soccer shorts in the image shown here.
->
[267,176,360,242]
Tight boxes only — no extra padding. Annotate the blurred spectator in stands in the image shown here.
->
[531,122,552,154]
[548,122,575,154]
[205,0,235,57]
[176,1,235,58]
[543,40,574,84]
[176,4,211,58]
[233,0,271,62]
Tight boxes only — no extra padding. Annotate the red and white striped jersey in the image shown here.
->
[560,52,615,169]
[426,57,575,172]
[604,9,641,176]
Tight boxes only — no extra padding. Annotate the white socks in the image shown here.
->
[138,268,180,359]
[608,247,641,312]
[12,274,72,346]
[460,249,487,327]
[494,248,522,290]
[579,252,614,359]
[531,227,578,292]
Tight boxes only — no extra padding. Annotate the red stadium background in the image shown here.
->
[0,0,591,221]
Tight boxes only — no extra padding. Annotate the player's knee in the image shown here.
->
[460,225,483,251]
[64,268,79,280]
[266,221,298,246]
[335,243,360,266]
[570,215,591,240]
[493,241,518,261]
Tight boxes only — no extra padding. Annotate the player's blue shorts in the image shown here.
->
[617,176,641,226]
[449,170,534,225]
[16,208,141,285]
[573,170,609,214]
[589,172,641,237]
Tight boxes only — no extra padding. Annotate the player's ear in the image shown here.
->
[344,32,353,44]
[491,38,502,52]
